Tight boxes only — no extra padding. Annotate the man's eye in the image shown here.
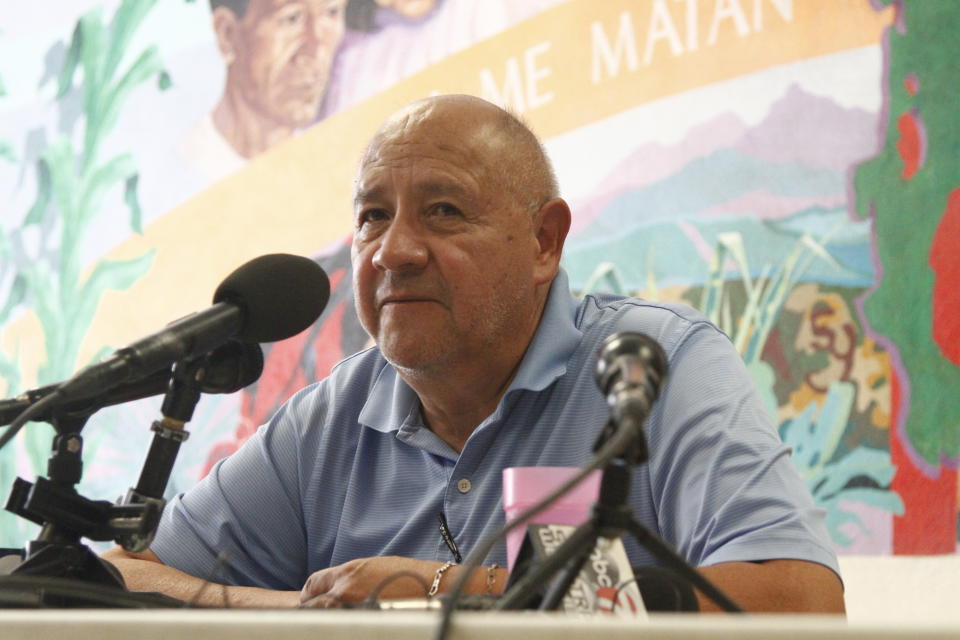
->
[358,209,389,226]
[432,203,462,217]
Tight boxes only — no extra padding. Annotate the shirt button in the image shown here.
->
[457,478,472,494]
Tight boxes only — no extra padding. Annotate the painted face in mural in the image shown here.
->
[350,96,565,378]
[215,0,346,129]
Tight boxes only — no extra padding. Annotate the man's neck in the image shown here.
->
[399,293,550,454]
[212,84,294,159]
[404,357,521,454]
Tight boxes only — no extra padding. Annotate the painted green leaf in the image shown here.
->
[78,153,137,228]
[78,9,109,164]
[779,383,904,547]
[780,402,817,467]
[157,69,172,91]
[836,487,905,515]
[56,20,84,99]
[41,140,79,228]
[23,157,53,226]
[816,447,898,498]
[99,45,163,139]
[104,0,159,84]
[73,251,156,340]
[78,9,108,103]
[814,382,856,465]
[582,262,627,296]
[124,173,143,233]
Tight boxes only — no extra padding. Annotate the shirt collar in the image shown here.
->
[358,269,582,434]
[503,268,582,394]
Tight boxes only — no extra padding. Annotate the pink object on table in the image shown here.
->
[502,466,602,571]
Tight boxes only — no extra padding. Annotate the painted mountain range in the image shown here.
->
[563,84,880,292]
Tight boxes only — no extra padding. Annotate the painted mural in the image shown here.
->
[0,0,956,557]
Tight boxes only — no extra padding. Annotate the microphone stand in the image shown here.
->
[2,355,210,605]
[5,411,133,592]
[495,413,742,613]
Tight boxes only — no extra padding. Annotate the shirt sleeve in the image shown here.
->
[643,317,839,575]
[150,388,318,590]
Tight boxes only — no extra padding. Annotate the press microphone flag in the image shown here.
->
[56,253,330,402]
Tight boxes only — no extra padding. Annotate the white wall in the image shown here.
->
[840,554,960,623]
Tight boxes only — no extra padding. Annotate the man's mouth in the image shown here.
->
[379,296,440,309]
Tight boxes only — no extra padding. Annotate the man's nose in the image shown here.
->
[372,217,429,272]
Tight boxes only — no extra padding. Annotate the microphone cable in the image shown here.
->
[432,423,638,640]
[0,388,65,452]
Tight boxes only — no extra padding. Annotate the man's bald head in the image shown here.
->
[359,95,559,213]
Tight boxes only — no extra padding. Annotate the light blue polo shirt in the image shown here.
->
[151,270,838,589]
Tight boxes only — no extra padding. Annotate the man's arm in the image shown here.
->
[697,559,845,613]
[298,555,843,613]
[299,556,508,608]
[101,546,300,608]
[104,546,843,612]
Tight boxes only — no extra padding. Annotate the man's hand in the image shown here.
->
[299,556,507,608]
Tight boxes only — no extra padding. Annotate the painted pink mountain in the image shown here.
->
[568,113,746,234]
[569,85,879,234]
[734,84,878,170]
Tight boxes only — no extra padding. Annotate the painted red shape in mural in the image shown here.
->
[903,73,919,96]
[199,266,352,477]
[896,111,923,180]
[890,370,959,554]
[930,188,960,366]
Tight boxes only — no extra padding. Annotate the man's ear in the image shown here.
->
[212,7,240,66]
[532,198,572,284]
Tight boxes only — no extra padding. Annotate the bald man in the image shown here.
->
[103,95,844,613]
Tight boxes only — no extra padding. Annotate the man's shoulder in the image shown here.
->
[575,292,726,356]
[281,345,390,415]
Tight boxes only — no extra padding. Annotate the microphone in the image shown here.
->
[0,340,264,426]
[594,332,668,426]
[55,254,329,403]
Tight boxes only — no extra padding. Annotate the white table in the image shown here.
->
[0,609,958,640]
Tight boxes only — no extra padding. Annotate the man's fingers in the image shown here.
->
[300,568,334,602]
[299,593,342,609]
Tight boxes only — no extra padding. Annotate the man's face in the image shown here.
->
[350,108,544,375]
[231,0,346,127]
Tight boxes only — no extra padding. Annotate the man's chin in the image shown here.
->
[379,344,449,377]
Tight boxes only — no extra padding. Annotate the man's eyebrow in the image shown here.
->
[354,185,386,208]
[416,180,470,200]
[353,180,471,207]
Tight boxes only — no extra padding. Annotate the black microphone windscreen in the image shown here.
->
[595,332,668,396]
[213,253,330,343]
